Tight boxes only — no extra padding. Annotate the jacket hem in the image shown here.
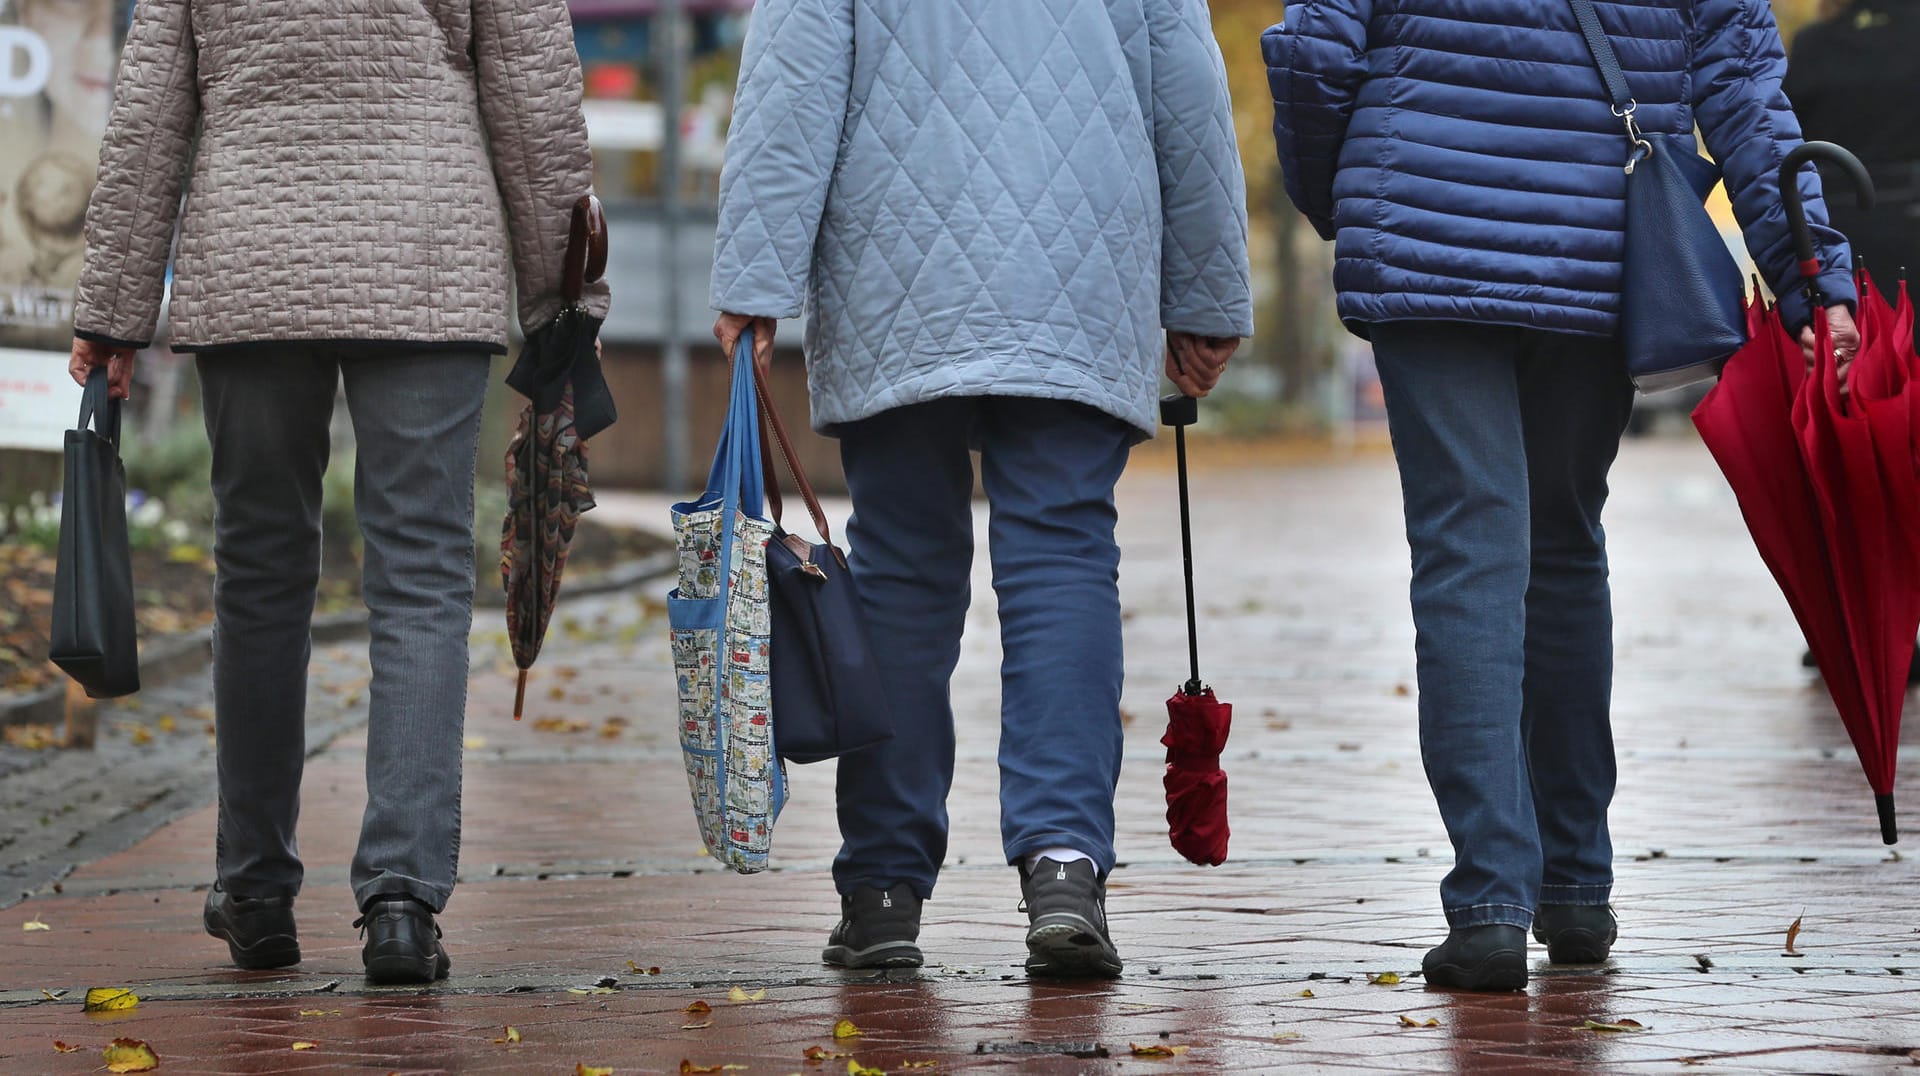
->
[173,338,509,358]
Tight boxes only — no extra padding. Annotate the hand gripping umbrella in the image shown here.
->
[1695,142,1919,842]
[502,196,616,718]
[1159,393,1231,866]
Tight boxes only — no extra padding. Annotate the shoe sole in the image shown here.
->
[822,941,924,969]
[1025,916,1123,979]
[205,918,300,971]
[1536,928,1615,965]
[1424,948,1527,992]
[364,946,451,985]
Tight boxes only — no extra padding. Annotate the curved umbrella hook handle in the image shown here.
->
[561,194,609,307]
[1781,142,1875,291]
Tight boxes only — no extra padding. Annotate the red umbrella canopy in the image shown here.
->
[1695,281,1920,843]
[1163,685,1231,867]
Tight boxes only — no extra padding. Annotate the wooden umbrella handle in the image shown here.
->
[562,195,609,306]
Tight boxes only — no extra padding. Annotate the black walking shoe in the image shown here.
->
[1020,857,1122,979]
[822,886,924,969]
[1422,925,1528,991]
[1533,904,1617,964]
[355,895,450,984]
[203,883,300,970]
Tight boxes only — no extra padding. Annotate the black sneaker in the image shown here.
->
[822,887,924,969]
[1422,924,1527,991]
[1533,904,1617,964]
[203,883,300,970]
[1020,858,1122,979]
[355,895,451,984]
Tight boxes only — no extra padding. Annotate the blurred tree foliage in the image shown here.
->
[1210,0,1842,432]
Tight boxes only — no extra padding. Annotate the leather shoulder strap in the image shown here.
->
[750,361,834,546]
[1566,0,1634,110]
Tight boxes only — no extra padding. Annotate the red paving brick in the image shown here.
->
[5,440,1920,1072]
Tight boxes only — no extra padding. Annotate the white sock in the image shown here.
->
[1025,847,1093,871]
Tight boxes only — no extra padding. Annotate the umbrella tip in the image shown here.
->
[1878,793,1898,845]
[514,671,529,721]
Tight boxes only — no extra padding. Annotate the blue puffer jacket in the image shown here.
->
[1263,0,1856,338]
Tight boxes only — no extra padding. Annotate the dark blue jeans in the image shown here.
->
[832,397,1135,899]
[1371,322,1636,929]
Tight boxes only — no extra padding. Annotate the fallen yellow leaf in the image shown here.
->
[52,1041,81,1053]
[84,988,139,1013]
[685,1000,714,1015]
[832,1019,861,1039]
[292,1041,318,1050]
[1397,1015,1440,1029]
[1367,972,1402,986]
[494,1026,522,1044]
[1296,989,1315,998]
[22,915,49,932]
[463,737,488,750]
[533,717,592,734]
[804,1045,852,1062]
[1581,1018,1647,1033]
[847,1061,885,1076]
[728,985,767,1003]
[576,1066,614,1076]
[103,1038,160,1072]
[298,1009,340,1017]
[128,726,154,746]
[1786,914,1804,955]
[901,1063,937,1070]
[1128,1042,1190,1058]
[157,715,177,733]
[567,987,617,995]
[681,1063,723,1075]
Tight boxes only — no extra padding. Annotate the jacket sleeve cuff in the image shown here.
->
[73,329,151,351]
[1773,268,1857,333]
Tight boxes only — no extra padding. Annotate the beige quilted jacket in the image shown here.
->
[72,0,609,354]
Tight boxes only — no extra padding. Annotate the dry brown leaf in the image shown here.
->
[103,1038,160,1072]
[533,717,592,734]
[549,686,567,700]
[681,1062,723,1074]
[1786,914,1804,955]
[1393,683,1411,697]
[494,1026,522,1045]
[684,1000,714,1015]
[832,1019,861,1039]
[1367,972,1402,986]
[22,915,49,932]
[1581,1019,1647,1033]
[292,1042,318,1051]
[1397,1015,1440,1029]
[728,985,767,1003]
[1128,1043,1190,1058]
[127,725,154,746]
[576,1066,614,1076]
[84,988,139,1013]
[52,1041,81,1053]
[804,1045,852,1062]
[600,723,624,740]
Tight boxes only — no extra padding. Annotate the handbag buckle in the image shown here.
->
[1613,101,1654,174]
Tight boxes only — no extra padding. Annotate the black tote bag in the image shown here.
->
[50,367,140,698]
[751,362,892,765]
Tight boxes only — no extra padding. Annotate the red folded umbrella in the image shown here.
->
[1159,393,1231,866]
[1694,142,1916,843]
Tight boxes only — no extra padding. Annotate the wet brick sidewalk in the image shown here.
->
[3,437,1919,1073]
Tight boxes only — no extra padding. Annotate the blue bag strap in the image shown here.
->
[1565,0,1633,111]
[724,330,766,520]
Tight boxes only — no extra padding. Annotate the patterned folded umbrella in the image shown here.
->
[502,196,614,718]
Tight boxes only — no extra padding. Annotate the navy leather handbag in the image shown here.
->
[1568,0,1747,393]
[751,362,892,765]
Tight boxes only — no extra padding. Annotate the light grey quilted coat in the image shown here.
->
[72,0,608,354]
[709,0,1254,437]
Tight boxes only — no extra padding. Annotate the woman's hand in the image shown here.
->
[713,313,778,380]
[1799,304,1859,396]
[68,338,135,400]
[1165,331,1240,398]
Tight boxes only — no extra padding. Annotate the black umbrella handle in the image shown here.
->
[1160,394,1202,696]
[1879,793,1898,845]
[1781,142,1875,306]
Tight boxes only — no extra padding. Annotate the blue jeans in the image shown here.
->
[1371,322,1635,929]
[832,397,1135,899]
